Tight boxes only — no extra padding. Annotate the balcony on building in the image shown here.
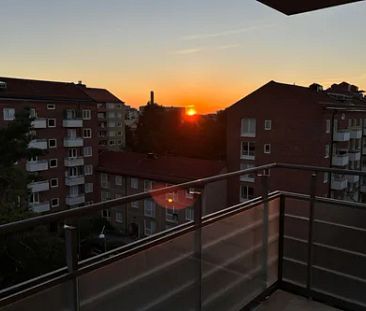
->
[65,194,86,206]
[28,180,49,192]
[3,163,366,311]
[65,175,85,186]
[28,139,48,150]
[363,127,366,136]
[64,157,84,167]
[333,129,350,142]
[63,119,83,128]
[350,127,362,139]
[346,174,360,184]
[63,137,84,148]
[30,201,50,213]
[349,150,361,162]
[25,160,48,172]
[331,153,349,166]
[63,110,83,128]
[331,174,348,190]
[31,118,47,129]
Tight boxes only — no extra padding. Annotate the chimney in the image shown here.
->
[150,91,154,105]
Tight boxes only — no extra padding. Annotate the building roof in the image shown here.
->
[81,87,124,104]
[228,80,366,112]
[0,77,93,102]
[257,0,363,15]
[98,151,226,183]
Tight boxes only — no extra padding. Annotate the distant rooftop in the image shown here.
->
[81,87,124,104]
[98,151,226,183]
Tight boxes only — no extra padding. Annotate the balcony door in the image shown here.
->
[67,129,77,138]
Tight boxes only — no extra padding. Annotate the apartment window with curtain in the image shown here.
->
[241,118,256,137]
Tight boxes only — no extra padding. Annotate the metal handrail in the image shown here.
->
[2,162,366,235]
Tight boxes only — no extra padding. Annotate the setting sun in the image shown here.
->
[186,106,197,116]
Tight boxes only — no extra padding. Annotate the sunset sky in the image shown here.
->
[2,0,366,113]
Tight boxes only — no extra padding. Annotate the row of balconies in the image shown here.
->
[331,174,361,191]
[31,118,83,129]
[28,137,84,150]
[26,157,85,172]
[332,151,361,166]
[333,128,362,142]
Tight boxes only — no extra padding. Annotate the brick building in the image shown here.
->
[97,151,226,237]
[226,81,366,205]
[0,77,122,213]
[80,86,126,151]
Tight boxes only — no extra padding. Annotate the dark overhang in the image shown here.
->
[257,0,364,15]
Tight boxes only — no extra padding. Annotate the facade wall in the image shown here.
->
[0,99,98,212]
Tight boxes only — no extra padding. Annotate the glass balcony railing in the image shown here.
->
[1,163,366,311]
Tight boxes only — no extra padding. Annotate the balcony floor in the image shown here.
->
[256,290,340,311]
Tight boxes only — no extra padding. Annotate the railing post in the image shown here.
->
[193,188,203,311]
[277,194,285,285]
[261,173,269,288]
[64,225,80,311]
[306,172,317,298]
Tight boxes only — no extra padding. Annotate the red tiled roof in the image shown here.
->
[98,151,226,183]
[0,77,93,102]
[81,87,124,103]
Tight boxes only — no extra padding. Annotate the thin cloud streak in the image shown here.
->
[172,48,203,55]
[181,24,274,41]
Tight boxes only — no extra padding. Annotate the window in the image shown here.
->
[47,104,55,110]
[48,139,57,148]
[326,119,331,134]
[49,159,58,168]
[108,121,116,127]
[185,207,194,221]
[241,142,255,159]
[144,199,155,217]
[144,180,153,191]
[109,131,116,137]
[51,198,59,208]
[107,103,115,109]
[325,144,330,158]
[264,120,272,130]
[85,183,93,193]
[68,148,77,158]
[115,211,123,223]
[83,128,92,138]
[102,209,111,218]
[109,140,115,145]
[240,185,254,201]
[115,176,123,186]
[144,219,156,236]
[84,165,93,176]
[47,118,56,127]
[83,146,92,157]
[324,172,329,184]
[50,178,59,188]
[240,163,255,182]
[100,174,108,188]
[82,109,91,120]
[131,178,138,189]
[131,201,139,208]
[101,191,111,201]
[3,108,15,121]
[264,144,271,154]
[166,208,178,223]
[29,192,40,204]
[241,118,256,137]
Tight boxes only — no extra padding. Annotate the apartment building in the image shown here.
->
[0,77,102,213]
[226,80,366,205]
[80,86,125,151]
[97,151,226,238]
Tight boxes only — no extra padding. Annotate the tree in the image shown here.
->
[0,108,64,289]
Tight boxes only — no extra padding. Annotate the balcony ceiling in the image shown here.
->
[256,0,364,15]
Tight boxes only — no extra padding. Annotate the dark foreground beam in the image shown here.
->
[257,0,364,15]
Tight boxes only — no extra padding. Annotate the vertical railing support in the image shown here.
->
[64,225,80,311]
[261,173,270,288]
[193,188,203,311]
[306,172,317,298]
[277,194,285,284]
